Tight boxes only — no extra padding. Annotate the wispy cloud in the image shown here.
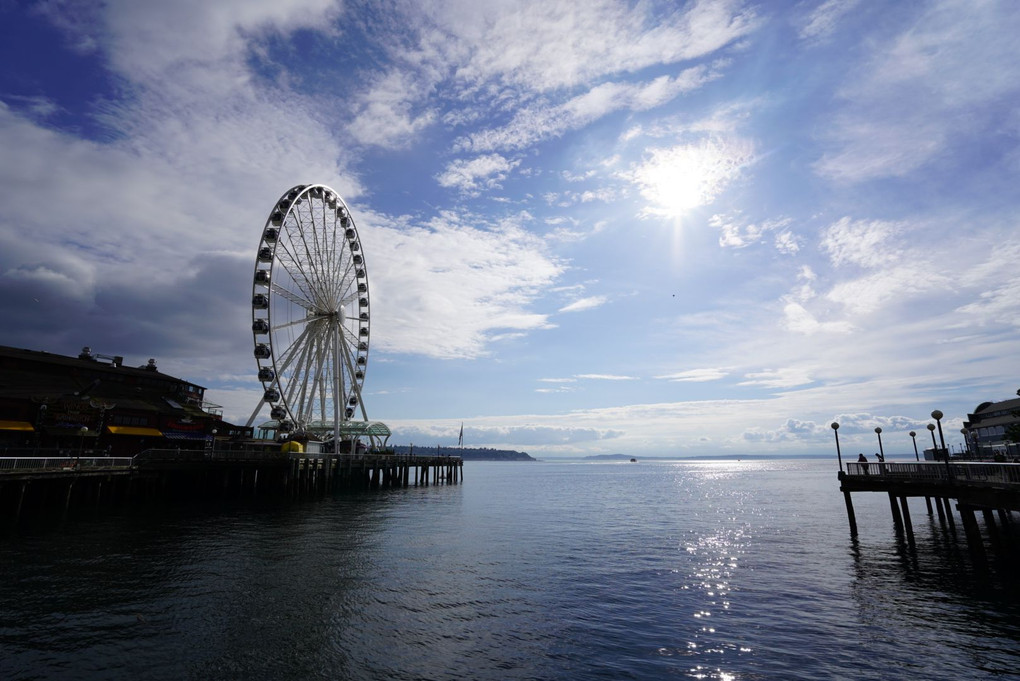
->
[559,296,608,313]
[814,0,1020,182]
[455,67,720,153]
[797,0,861,42]
[656,368,730,382]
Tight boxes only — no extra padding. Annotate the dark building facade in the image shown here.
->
[0,345,250,456]
[962,395,1020,459]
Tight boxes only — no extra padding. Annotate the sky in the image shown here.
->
[1,0,1018,458]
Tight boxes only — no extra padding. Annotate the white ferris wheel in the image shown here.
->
[245,183,386,448]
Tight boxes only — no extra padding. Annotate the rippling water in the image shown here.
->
[3,459,1020,680]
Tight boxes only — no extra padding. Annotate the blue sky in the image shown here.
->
[1,0,1018,458]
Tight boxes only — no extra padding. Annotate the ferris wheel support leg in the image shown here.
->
[245,400,267,428]
[333,331,341,447]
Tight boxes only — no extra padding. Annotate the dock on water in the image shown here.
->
[0,450,463,527]
[838,461,1020,552]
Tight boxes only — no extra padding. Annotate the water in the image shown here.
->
[3,459,1020,680]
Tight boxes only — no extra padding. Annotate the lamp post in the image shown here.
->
[875,427,885,462]
[831,422,843,472]
[960,428,969,459]
[78,426,88,466]
[34,403,48,455]
[909,431,919,461]
[931,410,952,481]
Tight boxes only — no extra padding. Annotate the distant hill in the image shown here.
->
[392,445,535,461]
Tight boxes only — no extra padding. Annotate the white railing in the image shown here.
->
[845,461,1020,485]
[0,456,135,472]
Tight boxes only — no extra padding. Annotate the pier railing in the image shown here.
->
[845,461,1020,486]
[0,456,135,472]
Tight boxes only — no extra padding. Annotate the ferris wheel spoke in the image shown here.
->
[294,342,318,422]
[303,333,329,419]
[273,237,323,309]
[283,335,319,419]
[292,204,334,309]
[272,316,321,333]
[273,323,318,386]
[271,282,316,312]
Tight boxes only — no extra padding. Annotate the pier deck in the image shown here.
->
[838,461,1020,550]
[0,450,463,527]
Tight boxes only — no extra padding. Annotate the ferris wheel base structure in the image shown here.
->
[245,183,391,452]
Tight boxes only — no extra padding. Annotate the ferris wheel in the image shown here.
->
[245,184,370,443]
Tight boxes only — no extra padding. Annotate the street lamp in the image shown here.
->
[875,427,885,462]
[78,426,88,465]
[831,422,843,472]
[34,403,48,455]
[909,431,919,461]
[960,428,969,458]
[931,410,951,480]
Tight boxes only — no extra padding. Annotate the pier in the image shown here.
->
[839,461,1020,552]
[0,450,463,528]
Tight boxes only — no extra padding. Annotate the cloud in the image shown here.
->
[656,368,730,382]
[362,211,564,359]
[455,67,720,153]
[390,422,624,447]
[436,154,519,194]
[558,296,608,313]
[348,69,438,148]
[575,374,637,381]
[797,0,861,42]
[738,367,814,389]
[781,302,855,335]
[711,213,794,250]
[96,0,340,83]
[814,0,1020,181]
[820,217,901,268]
[442,0,758,92]
[340,0,758,153]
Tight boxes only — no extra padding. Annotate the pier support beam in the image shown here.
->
[888,492,904,535]
[958,504,985,557]
[898,496,914,544]
[941,498,957,531]
[843,490,858,537]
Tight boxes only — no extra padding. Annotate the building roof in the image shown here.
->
[0,344,213,421]
[0,345,204,389]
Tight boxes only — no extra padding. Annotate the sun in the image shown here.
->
[630,139,753,219]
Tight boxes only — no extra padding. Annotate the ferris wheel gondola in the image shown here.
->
[245,184,371,442]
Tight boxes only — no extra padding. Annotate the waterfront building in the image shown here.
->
[962,394,1020,459]
[0,345,249,456]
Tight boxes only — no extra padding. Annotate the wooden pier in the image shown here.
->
[0,450,463,528]
[839,461,1020,552]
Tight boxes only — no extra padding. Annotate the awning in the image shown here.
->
[0,420,34,432]
[163,431,210,440]
[107,426,164,437]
